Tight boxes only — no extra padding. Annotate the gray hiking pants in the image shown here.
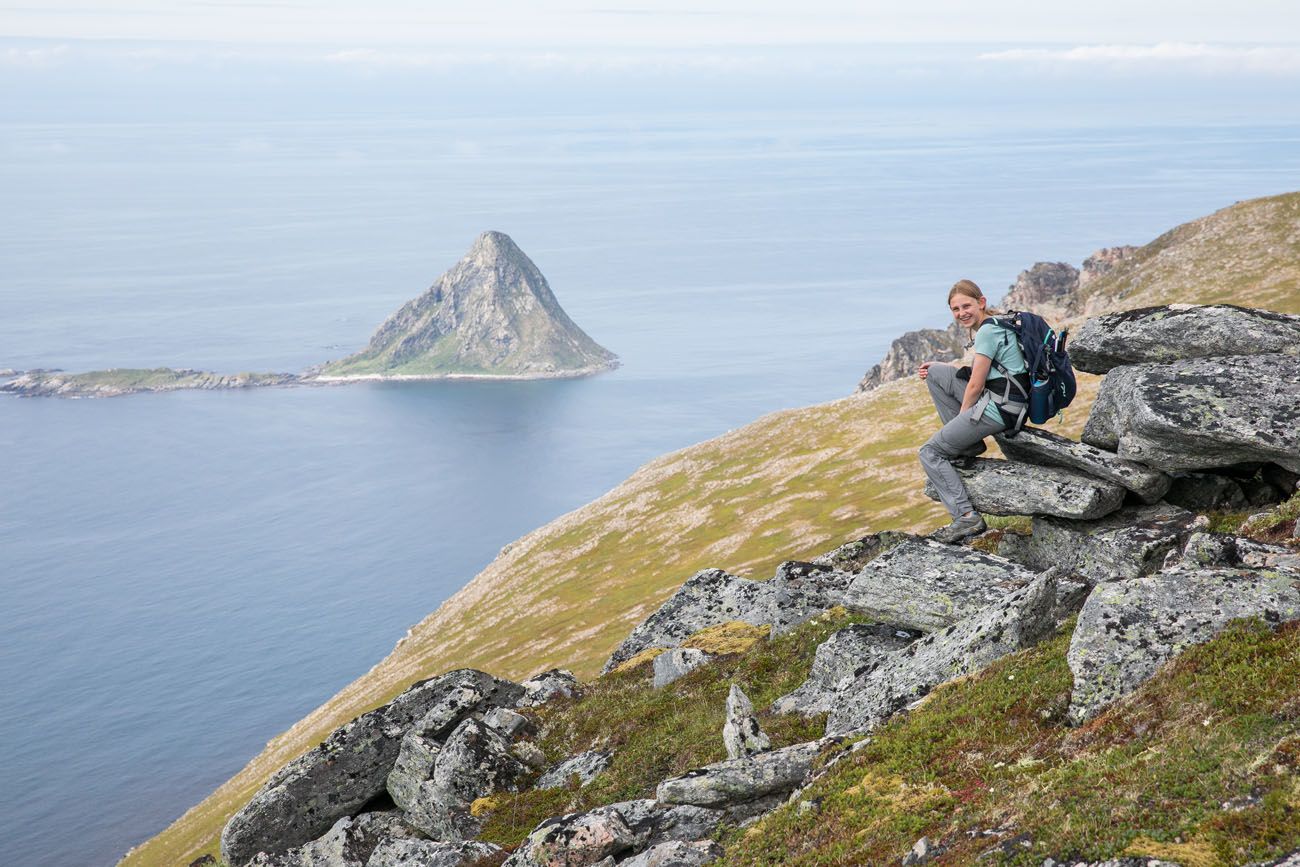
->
[919,363,1008,518]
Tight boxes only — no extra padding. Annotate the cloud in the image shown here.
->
[978,42,1300,75]
[321,47,763,73]
[0,43,70,68]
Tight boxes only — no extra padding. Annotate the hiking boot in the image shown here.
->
[932,513,987,544]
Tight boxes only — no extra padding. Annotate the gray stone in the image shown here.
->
[901,835,942,867]
[483,707,533,739]
[617,841,724,867]
[222,670,521,867]
[602,569,815,673]
[723,684,770,760]
[512,741,547,771]
[1175,532,1300,573]
[656,739,829,808]
[387,735,442,814]
[771,623,921,716]
[842,539,1038,631]
[1080,354,1300,473]
[768,560,857,634]
[923,459,1125,520]
[536,751,613,790]
[1164,472,1249,512]
[810,532,915,573]
[517,670,581,707]
[858,322,966,392]
[826,572,1058,736]
[653,648,716,688]
[1067,567,1300,724]
[504,806,640,867]
[405,718,528,840]
[246,812,423,867]
[1024,503,1199,583]
[1070,304,1300,374]
[995,427,1171,504]
[365,839,502,867]
[995,531,1035,568]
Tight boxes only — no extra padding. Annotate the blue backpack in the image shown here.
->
[987,311,1077,437]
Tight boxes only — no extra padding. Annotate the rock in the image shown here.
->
[1070,304,1300,374]
[1175,533,1300,573]
[826,572,1059,736]
[518,670,581,707]
[995,531,1035,568]
[504,806,640,867]
[901,835,942,866]
[1251,849,1300,867]
[1002,262,1079,313]
[405,718,529,840]
[810,532,914,573]
[483,707,533,739]
[1067,567,1300,724]
[387,735,442,814]
[656,739,829,808]
[536,751,613,790]
[1078,245,1138,288]
[1080,354,1300,473]
[245,812,423,867]
[923,459,1125,520]
[841,539,1038,631]
[1023,503,1199,583]
[512,741,548,770]
[768,560,856,633]
[723,684,770,759]
[365,839,502,867]
[653,648,716,688]
[617,841,724,867]
[222,670,520,867]
[858,322,966,392]
[995,428,1171,504]
[603,569,814,673]
[1164,472,1249,512]
[772,623,921,716]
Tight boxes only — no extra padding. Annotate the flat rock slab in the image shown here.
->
[537,751,613,790]
[656,739,830,808]
[842,539,1038,632]
[772,622,921,716]
[924,458,1125,520]
[996,427,1171,504]
[1070,304,1300,374]
[826,572,1058,736]
[1067,567,1300,724]
[221,670,520,867]
[1081,354,1300,474]
[1024,503,1199,583]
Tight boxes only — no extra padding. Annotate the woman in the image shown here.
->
[917,279,1028,543]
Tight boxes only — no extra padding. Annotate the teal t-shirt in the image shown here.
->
[973,319,1028,423]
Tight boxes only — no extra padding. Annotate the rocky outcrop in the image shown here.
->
[1078,245,1138,288]
[826,572,1061,736]
[403,718,528,840]
[1022,503,1200,583]
[518,670,582,707]
[810,532,913,573]
[1002,262,1079,313]
[923,458,1126,520]
[656,739,829,809]
[1070,304,1300,374]
[1067,567,1300,724]
[771,623,920,716]
[995,428,1171,504]
[245,813,423,867]
[0,368,299,398]
[504,800,725,867]
[857,322,966,392]
[1080,354,1300,473]
[722,685,770,760]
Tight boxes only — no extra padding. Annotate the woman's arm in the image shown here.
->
[960,354,993,411]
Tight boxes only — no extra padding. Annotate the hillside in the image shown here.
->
[124,191,1300,866]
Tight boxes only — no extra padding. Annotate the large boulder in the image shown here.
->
[656,739,830,809]
[364,839,502,867]
[403,718,529,840]
[995,428,1171,504]
[1070,304,1300,374]
[221,670,521,867]
[923,459,1126,520]
[602,569,815,673]
[1080,354,1300,474]
[245,812,423,867]
[1067,567,1300,724]
[1023,503,1199,583]
[826,572,1060,736]
[517,670,581,707]
[504,801,725,867]
[858,322,965,392]
[841,539,1038,632]
[771,622,921,716]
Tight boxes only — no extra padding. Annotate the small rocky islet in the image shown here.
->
[0,231,617,399]
[209,301,1300,867]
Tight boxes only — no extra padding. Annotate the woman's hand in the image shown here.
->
[918,361,933,380]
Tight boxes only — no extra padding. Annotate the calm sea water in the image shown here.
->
[3,112,1299,866]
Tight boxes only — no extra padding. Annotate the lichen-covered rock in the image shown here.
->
[617,841,724,867]
[1164,472,1250,512]
[364,839,502,867]
[995,428,1171,504]
[810,532,915,573]
[222,670,519,867]
[656,739,830,808]
[1080,354,1300,473]
[857,322,966,392]
[826,572,1059,736]
[1067,568,1300,724]
[1023,503,1199,583]
[771,622,921,716]
[244,812,423,867]
[841,539,1037,631]
[1174,532,1300,573]
[482,706,533,739]
[517,670,581,707]
[723,684,770,760]
[767,560,856,633]
[504,806,640,867]
[1070,304,1300,374]
[536,751,613,790]
[923,459,1125,520]
[653,648,715,688]
[602,569,814,673]
[387,735,442,814]
[404,718,528,840]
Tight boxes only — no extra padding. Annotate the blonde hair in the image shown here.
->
[948,279,999,316]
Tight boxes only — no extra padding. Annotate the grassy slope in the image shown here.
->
[124,191,1300,866]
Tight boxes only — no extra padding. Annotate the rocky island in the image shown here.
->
[0,231,616,398]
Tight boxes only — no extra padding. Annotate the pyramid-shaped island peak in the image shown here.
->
[320,231,618,379]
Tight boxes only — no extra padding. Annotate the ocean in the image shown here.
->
[3,111,1299,865]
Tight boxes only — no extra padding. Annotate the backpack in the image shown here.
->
[986,311,1077,438]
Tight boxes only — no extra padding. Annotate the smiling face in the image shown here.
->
[949,292,987,329]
